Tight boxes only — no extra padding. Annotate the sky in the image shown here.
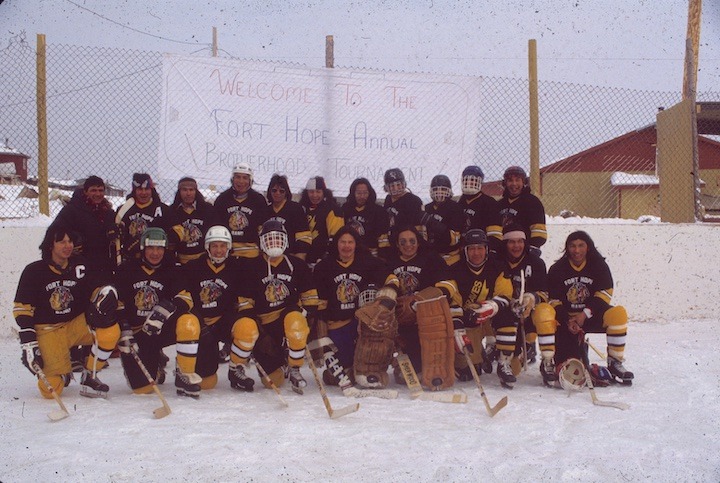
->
[1,219,719,481]
[1,0,718,93]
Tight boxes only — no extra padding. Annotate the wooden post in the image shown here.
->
[682,0,702,100]
[528,39,540,196]
[212,27,218,57]
[325,35,334,68]
[36,33,49,216]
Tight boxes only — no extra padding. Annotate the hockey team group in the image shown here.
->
[13,163,634,416]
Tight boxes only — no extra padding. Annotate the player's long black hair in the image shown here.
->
[558,230,605,263]
[327,224,371,260]
[39,225,78,261]
[265,174,292,203]
[343,177,378,208]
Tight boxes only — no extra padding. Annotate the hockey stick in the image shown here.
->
[579,334,629,410]
[307,337,398,400]
[395,352,467,403]
[586,338,607,360]
[304,352,359,419]
[114,198,135,267]
[252,357,289,407]
[33,363,70,421]
[461,347,507,417]
[517,271,528,372]
[128,347,171,419]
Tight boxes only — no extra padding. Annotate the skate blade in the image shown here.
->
[48,409,70,421]
[80,388,108,399]
[291,386,304,395]
[176,389,200,399]
[499,381,515,390]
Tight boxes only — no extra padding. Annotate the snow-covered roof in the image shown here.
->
[610,172,658,186]
[0,144,29,157]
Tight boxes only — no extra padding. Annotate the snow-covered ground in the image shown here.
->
[1,220,719,481]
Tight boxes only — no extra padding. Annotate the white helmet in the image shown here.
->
[558,358,587,391]
[232,163,254,183]
[204,225,232,264]
[259,220,288,258]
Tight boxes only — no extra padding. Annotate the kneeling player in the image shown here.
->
[14,226,120,399]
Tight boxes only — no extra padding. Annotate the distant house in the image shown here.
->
[533,125,720,219]
[0,143,30,183]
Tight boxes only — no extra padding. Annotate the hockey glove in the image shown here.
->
[453,319,473,353]
[511,293,536,318]
[355,296,396,332]
[474,300,499,323]
[21,341,43,375]
[93,285,118,315]
[106,223,122,241]
[529,245,542,258]
[118,329,139,355]
[395,294,418,326]
[142,299,177,336]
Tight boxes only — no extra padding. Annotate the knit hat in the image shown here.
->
[502,222,526,241]
[132,173,153,189]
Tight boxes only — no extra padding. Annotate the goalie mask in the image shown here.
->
[260,220,288,258]
[430,174,453,202]
[558,358,587,391]
[384,168,406,196]
[358,283,378,308]
[461,165,484,195]
[204,225,232,264]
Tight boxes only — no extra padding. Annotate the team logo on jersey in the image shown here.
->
[229,211,249,231]
[396,270,419,296]
[336,278,360,304]
[200,281,223,305]
[129,218,149,238]
[567,282,590,305]
[134,286,159,311]
[182,221,203,244]
[347,218,366,237]
[49,286,73,313]
[265,278,291,305]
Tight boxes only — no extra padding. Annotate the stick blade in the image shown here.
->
[153,406,172,419]
[416,392,468,404]
[329,403,360,419]
[486,395,508,417]
[592,398,630,410]
[48,410,70,422]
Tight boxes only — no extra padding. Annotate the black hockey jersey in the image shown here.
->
[342,202,389,251]
[213,188,269,258]
[267,200,312,256]
[503,252,549,303]
[115,257,177,330]
[171,200,215,264]
[548,257,614,317]
[458,192,502,252]
[422,199,465,256]
[117,198,174,261]
[498,190,547,248]
[385,250,450,296]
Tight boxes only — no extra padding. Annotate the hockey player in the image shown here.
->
[116,173,174,264]
[498,166,547,251]
[14,225,120,399]
[300,176,345,265]
[548,231,633,384]
[51,175,117,275]
[501,223,558,386]
[382,168,423,259]
[265,174,311,260]
[168,226,252,397]
[422,174,465,265]
[445,229,515,387]
[458,165,503,253]
[313,225,400,387]
[232,220,320,393]
[341,177,390,257]
[213,163,270,259]
[170,177,215,265]
[115,228,178,393]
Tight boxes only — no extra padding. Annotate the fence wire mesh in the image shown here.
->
[1,35,719,220]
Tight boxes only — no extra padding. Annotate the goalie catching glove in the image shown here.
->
[355,296,396,332]
[21,340,43,375]
[395,294,418,326]
[142,299,176,336]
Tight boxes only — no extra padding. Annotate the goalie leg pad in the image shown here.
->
[353,317,397,389]
[416,294,455,390]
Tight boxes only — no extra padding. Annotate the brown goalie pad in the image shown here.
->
[353,306,398,388]
[415,289,455,390]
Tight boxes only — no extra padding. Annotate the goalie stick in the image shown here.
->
[33,363,70,422]
[252,357,289,407]
[460,347,508,417]
[114,198,135,267]
[307,337,398,399]
[128,347,171,419]
[395,352,467,404]
[304,352,359,419]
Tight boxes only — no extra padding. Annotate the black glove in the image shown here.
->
[420,212,447,234]
[21,341,43,375]
[143,299,177,336]
[529,245,542,257]
[106,223,122,241]
[93,285,118,315]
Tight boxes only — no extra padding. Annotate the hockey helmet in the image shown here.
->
[430,174,453,202]
[502,165,528,187]
[259,219,289,258]
[558,358,587,391]
[358,283,378,308]
[232,163,254,183]
[384,168,406,196]
[140,227,168,250]
[463,228,488,247]
[204,225,232,264]
[461,165,484,195]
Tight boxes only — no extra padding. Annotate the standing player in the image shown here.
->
[14,225,120,399]
[265,174,311,260]
[342,177,389,257]
[115,228,178,393]
[458,165,502,253]
[231,220,320,393]
[422,174,465,265]
[498,166,547,252]
[116,173,174,263]
[170,177,215,265]
[501,223,558,386]
[445,229,515,387]
[548,231,633,385]
[300,176,345,265]
[382,168,423,249]
[213,163,269,259]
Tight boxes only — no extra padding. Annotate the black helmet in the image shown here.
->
[463,228,488,247]
[384,168,405,185]
[430,174,453,202]
[461,165,484,195]
[260,219,288,257]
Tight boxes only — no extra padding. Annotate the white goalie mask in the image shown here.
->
[358,283,378,307]
[260,220,289,258]
[461,165,484,196]
[558,358,587,391]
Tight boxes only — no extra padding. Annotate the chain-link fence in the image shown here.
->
[1,34,719,220]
